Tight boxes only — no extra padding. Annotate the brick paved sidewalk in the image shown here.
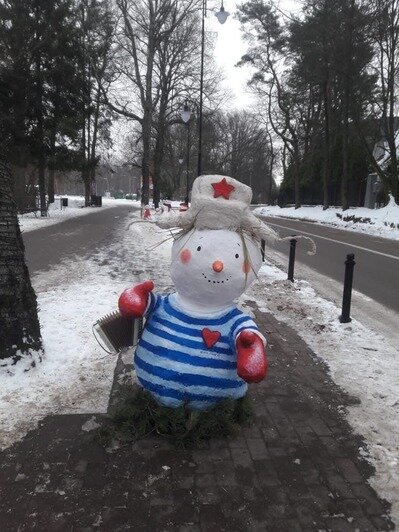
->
[0,306,394,531]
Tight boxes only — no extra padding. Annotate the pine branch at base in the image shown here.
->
[100,346,253,449]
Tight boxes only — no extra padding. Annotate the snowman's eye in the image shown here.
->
[197,246,201,252]
[235,253,239,259]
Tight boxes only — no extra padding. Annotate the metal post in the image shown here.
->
[185,121,190,205]
[197,0,206,177]
[261,239,265,262]
[340,254,355,323]
[287,238,297,282]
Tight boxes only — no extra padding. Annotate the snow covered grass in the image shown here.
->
[1,210,398,523]
[254,195,399,240]
[18,195,141,233]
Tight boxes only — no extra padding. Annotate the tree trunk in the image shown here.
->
[48,122,56,204]
[341,112,350,211]
[152,120,167,209]
[48,167,55,204]
[0,158,43,363]
[322,80,331,210]
[83,169,91,206]
[293,150,301,209]
[267,152,275,204]
[141,110,151,206]
[387,74,399,202]
[341,0,354,212]
[48,85,61,205]
[35,55,47,217]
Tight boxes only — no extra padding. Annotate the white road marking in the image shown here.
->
[265,220,399,261]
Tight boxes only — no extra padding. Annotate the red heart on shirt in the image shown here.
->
[201,328,221,349]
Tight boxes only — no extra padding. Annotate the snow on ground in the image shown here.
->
[244,263,399,525]
[0,212,171,450]
[254,195,399,241]
[18,195,141,233]
[1,210,398,523]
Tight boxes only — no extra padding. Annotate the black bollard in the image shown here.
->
[261,239,265,262]
[340,253,356,323]
[287,238,297,282]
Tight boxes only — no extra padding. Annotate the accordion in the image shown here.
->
[93,311,145,354]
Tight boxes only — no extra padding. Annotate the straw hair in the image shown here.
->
[151,175,315,255]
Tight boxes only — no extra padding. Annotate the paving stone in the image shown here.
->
[370,515,395,530]
[325,473,354,498]
[260,427,279,443]
[198,503,227,529]
[179,525,201,532]
[325,516,360,531]
[195,474,216,488]
[234,464,260,488]
[194,459,214,475]
[351,482,387,515]
[197,485,220,505]
[213,461,238,487]
[0,310,393,530]
[209,446,232,462]
[335,457,365,483]
[230,447,252,467]
[227,435,247,449]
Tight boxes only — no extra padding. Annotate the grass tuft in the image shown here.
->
[107,389,252,449]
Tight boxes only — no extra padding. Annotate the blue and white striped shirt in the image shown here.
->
[134,293,260,410]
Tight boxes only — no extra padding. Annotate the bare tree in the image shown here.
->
[104,0,200,206]
[151,11,201,206]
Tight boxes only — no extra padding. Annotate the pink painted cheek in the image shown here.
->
[242,260,251,274]
[180,249,192,264]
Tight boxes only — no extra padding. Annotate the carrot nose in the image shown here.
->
[212,260,224,272]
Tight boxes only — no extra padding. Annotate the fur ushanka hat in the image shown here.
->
[157,175,281,244]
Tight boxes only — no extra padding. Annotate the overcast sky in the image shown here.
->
[112,1,302,160]
[211,0,302,108]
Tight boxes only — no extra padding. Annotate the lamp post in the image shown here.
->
[180,102,192,205]
[197,1,230,177]
[178,157,184,199]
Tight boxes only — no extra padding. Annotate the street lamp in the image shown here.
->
[178,158,184,200]
[215,1,230,24]
[180,103,191,124]
[180,103,192,205]
[198,1,230,177]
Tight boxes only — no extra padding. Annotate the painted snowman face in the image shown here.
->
[170,229,262,308]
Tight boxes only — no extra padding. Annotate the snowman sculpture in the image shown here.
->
[118,175,280,410]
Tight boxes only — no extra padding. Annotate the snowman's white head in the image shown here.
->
[170,228,262,308]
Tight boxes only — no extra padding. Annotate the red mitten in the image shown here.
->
[118,280,154,318]
[236,330,268,383]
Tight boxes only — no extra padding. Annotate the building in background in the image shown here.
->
[53,165,141,199]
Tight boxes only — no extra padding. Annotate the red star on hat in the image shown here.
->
[211,177,235,200]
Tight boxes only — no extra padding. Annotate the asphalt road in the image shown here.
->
[259,215,399,313]
[22,205,135,276]
[22,206,398,313]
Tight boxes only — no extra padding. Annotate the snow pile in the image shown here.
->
[18,195,141,233]
[0,261,124,449]
[0,213,171,450]
[245,265,399,524]
[254,196,399,240]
